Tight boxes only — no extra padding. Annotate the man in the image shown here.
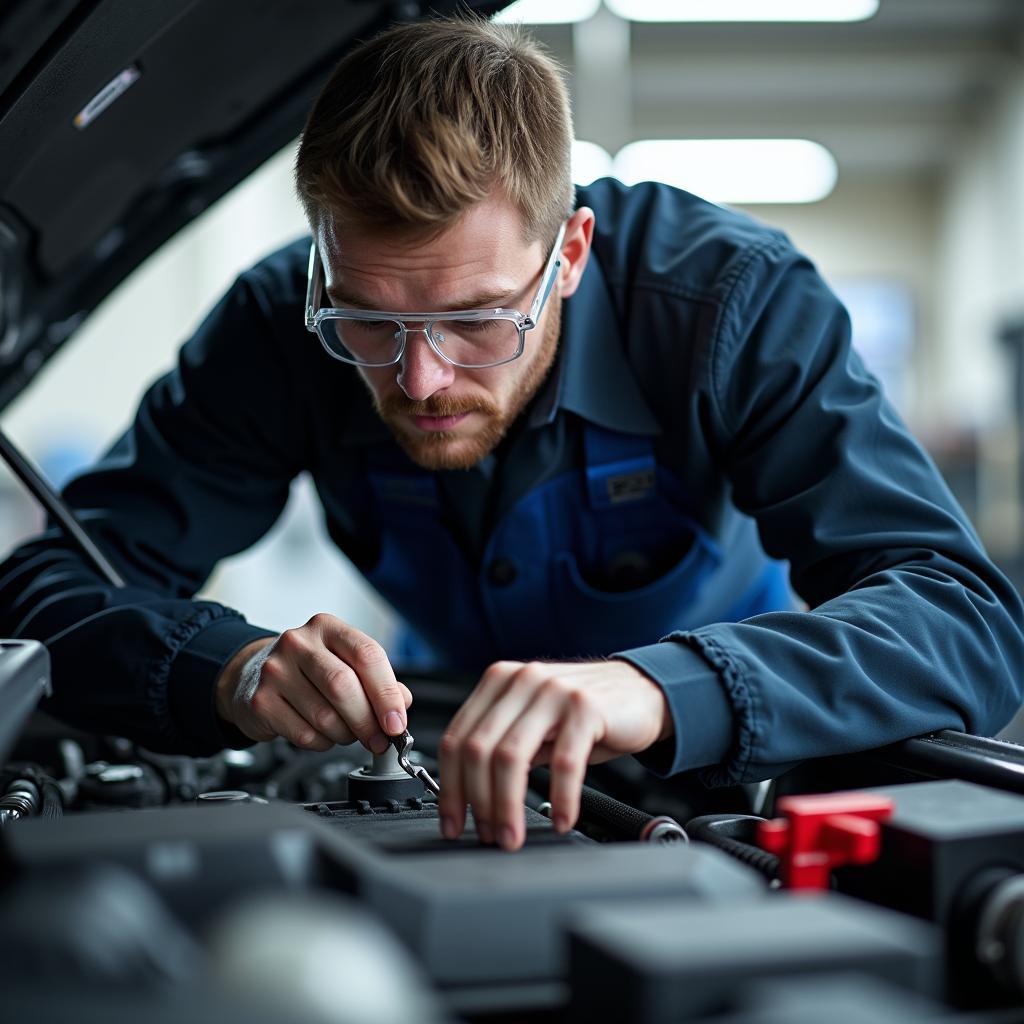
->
[1,17,1021,851]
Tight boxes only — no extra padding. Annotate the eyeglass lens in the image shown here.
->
[320,317,522,367]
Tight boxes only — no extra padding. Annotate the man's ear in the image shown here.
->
[557,206,595,300]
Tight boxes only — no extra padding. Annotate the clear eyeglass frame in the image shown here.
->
[303,221,566,369]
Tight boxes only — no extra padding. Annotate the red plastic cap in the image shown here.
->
[757,791,895,891]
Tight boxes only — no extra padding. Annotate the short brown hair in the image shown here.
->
[294,16,574,245]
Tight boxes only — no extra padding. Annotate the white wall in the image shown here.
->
[932,55,1024,557]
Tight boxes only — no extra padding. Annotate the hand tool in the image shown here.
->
[391,730,440,795]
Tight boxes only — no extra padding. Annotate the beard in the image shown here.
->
[371,295,562,471]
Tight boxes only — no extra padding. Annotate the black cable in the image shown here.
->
[686,814,779,880]
[39,778,63,819]
[531,768,683,842]
[578,782,655,839]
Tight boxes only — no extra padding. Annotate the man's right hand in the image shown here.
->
[215,614,412,753]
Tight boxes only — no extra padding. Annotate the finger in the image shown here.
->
[319,618,406,737]
[284,640,386,752]
[547,693,601,834]
[253,689,333,751]
[491,679,573,850]
[258,646,359,746]
[283,682,358,746]
[398,682,414,708]
[437,721,468,840]
[438,661,522,841]
[443,660,523,740]
[460,665,546,843]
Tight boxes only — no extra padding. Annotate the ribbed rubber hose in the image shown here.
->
[40,778,64,819]
[577,782,657,839]
[0,766,64,820]
[686,814,779,880]
[531,768,666,841]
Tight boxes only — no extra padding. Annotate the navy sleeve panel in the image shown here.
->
[0,263,308,754]
[652,239,1024,785]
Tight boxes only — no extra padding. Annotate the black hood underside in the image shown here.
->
[0,0,505,412]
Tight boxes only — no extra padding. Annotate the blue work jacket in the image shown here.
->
[1,179,1021,787]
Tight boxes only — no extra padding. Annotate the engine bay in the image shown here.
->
[3,638,1024,1024]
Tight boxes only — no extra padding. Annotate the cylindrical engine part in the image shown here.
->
[196,790,268,805]
[0,778,40,824]
[348,746,424,802]
[78,761,165,808]
[639,815,689,844]
[973,870,1024,999]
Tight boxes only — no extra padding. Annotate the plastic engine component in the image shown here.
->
[758,791,894,889]
[567,891,941,1024]
[317,822,768,1002]
[834,778,1024,1007]
[714,976,954,1024]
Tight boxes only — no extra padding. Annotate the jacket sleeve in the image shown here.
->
[618,237,1024,785]
[0,269,308,755]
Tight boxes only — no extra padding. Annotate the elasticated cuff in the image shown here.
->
[168,616,276,753]
[614,638,734,776]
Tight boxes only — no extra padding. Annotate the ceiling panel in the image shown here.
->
[527,0,1024,181]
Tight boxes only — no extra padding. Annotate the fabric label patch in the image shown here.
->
[606,469,656,503]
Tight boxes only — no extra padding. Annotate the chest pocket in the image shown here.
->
[576,435,707,591]
[537,425,722,657]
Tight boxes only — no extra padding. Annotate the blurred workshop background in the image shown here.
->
[2,0,1024,649]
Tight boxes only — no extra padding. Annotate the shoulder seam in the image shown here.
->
[602,273,721,306]
[708,237,792,439]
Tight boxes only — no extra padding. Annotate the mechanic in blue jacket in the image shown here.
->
[1,17,1022,851]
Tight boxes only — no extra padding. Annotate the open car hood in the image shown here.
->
[0,0,504,412]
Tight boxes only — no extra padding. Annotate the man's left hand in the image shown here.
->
[437,659,673,851]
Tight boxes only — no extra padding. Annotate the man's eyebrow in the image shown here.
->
[327,287,520,312]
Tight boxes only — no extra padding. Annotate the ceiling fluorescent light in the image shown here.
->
[605,0,878,22]
[572,141,614,186]
[494,0,600,23]
[612,139,838,204]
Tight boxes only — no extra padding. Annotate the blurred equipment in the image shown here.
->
[3,801,333,927]
[835,779,1024,1008]
[207,893,450,1024]
[567,893,941,1024]
[710,976,955,1024]
[0,639,49,766]
[0,862,203,987]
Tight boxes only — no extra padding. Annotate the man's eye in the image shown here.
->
[459,319,501,333]
[350,319,393,332]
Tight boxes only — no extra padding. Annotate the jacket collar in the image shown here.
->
[529,253,660,436]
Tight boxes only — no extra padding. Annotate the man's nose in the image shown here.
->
[396,327,456,401]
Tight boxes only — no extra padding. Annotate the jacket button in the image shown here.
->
[487,557,518,586]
